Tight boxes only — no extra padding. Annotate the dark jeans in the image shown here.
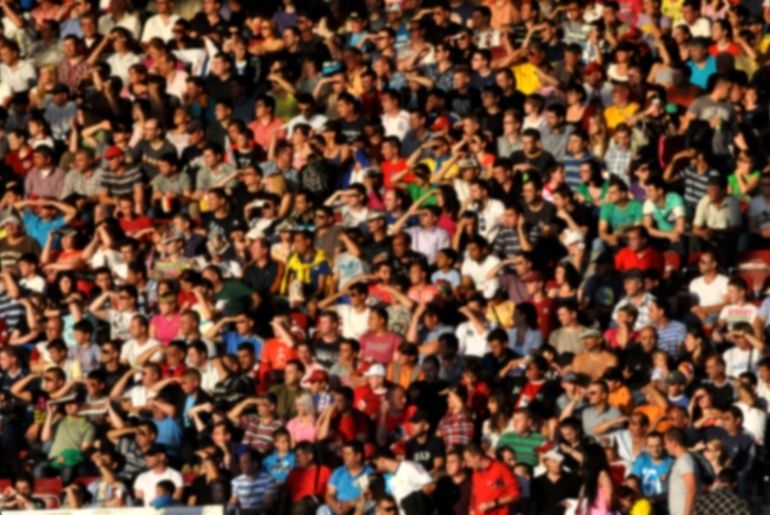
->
[33,461,77,485]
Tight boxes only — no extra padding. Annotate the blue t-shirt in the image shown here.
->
[630,453,674,496]
[23,212,65,248]
[262,451,296,484]
[154,416,183,455]
[329,465,374,502]
[223,331,263,358]
[687,57,716,90]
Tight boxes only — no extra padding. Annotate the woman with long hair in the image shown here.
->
[286,392,319,444]
[735,384,767,445]
[482,391,513,448]
[548,262,581,307]
[574,443,613,514]
[509,302,542,356]
[587,112,608,159]
[690,387,722,429]
[680,326,713,378]
[436,184,460,236]
[700,438,731,482]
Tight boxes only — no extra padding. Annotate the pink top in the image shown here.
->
[151,313,181,346]
[287,417,317,443]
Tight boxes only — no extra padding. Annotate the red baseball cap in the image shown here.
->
[104,146,124,160]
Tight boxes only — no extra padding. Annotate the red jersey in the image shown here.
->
[532,296,555,341]
[470,459,520,515]
[614,246,664,275]
[285,465,331,502]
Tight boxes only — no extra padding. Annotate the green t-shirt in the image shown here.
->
[727,171,760,203]
[643,192,685,232]
[577,181,609,206]
[214,279,253,316]
[496,430,546,467]
[599,199,643,232]
[405,183,438,206]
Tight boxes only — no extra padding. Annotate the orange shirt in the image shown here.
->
[634,404,669,433]
[608,386,634,415]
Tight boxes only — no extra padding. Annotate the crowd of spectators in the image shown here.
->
[0,0,769,514]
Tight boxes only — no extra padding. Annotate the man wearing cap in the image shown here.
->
[406,409,446,474]
[0,213,41,271]
[572,327,619,381]
[531,449,581,515]
[99,145,144,212]
[133,444,183,506]
[353,363,388,419]
[24,145,66,200]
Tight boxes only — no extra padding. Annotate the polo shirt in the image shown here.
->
[693,195,741,229]
[261,451,296,484]
[643,193,686,232]
[405,225,450,265]
[469,459,520,515]
[497,431,545,466]
[329,465,374,502]
[599,200,643,233]
[614,246,664,275]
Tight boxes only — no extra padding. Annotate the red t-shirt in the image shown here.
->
[353,385,386,419]
[258,338,299,390]
[285,465,331,502]
[359,331,402,364]
[614,246,664,275]
[470,459,520,515]
[119,215,153,236]
[532,296,555,341]
[333,408,371,442]
[382,159,410,189]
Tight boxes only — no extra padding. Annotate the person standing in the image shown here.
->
[665,428,700,515]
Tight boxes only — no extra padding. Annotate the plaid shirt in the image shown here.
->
[612,293,654,331]
[438,410,475,448]
[604,141,633,184]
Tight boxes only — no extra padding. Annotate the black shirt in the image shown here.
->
[243,260,281,299]
[313,338,341,369]
[406,434,445,472]
[531,472,582,515]
[433,475,471,515]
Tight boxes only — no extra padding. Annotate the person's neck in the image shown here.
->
[546,470,561,481]
[152,464,166,474]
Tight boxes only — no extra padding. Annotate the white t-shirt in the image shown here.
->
[133,467,183,506]
[455,319,490,357]
[120,337,162,367]
[108,309,136,341]
[381,110,411,140]
[473,199,505,242]
[390,460,433,509]
[723,346,759,379]
[140,13,180,43]
[337,304,370,340]
[718,303,758,330]
[128,384,156,409]
[460,255,501,299]
[688,274,729,308]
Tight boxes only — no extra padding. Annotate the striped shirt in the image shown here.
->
[239,414,282,453]
[683,167,720,211]
[655,319,687,356]
[100,167,143,198]
[496,430,546,467]
[231,472,276,509]
[0,292,24,331]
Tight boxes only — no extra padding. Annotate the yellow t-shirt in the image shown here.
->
[513,63,542,96]
[662,0,684,22]
[630,499,653,515]
[604,102,639,130]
